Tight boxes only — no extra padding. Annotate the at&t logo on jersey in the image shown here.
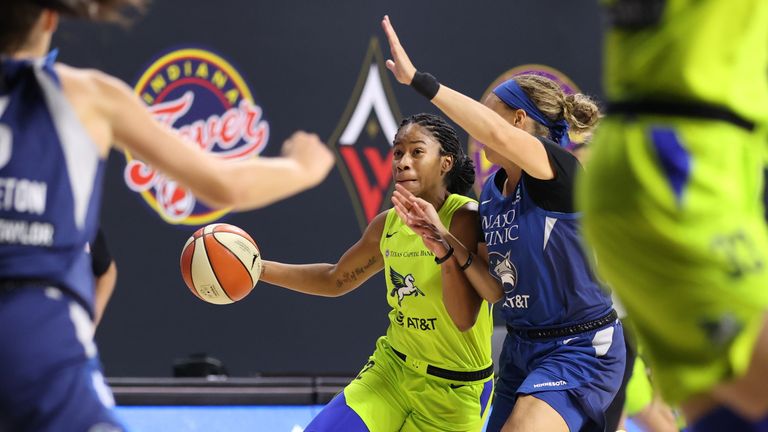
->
[124,48,269,225]
[488,250,529,309]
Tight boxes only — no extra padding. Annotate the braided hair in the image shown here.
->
[398,113,475,195]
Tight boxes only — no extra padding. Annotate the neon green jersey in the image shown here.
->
[380,194,493,372]
[603,0,768,124]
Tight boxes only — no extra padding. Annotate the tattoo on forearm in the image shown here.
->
[335,255,378,289]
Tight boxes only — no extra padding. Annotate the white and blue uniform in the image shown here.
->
[0,53,123,431]
[482,138,626,432]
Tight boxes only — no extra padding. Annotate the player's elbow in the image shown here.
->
[325,288,347,298]
[319,277,347,298]
[318,283,348,298]
[324,265,356,297]
[454,321,476,333]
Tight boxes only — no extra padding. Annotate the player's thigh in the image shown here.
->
[501,394,568,432]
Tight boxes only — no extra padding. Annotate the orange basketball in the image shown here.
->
[180,223,262,304]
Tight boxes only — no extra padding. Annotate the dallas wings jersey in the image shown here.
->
[381,194,493,372]
[480,138,612,328]
[0,52,104,310]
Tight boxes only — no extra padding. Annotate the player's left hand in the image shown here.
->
[381,15,417,85]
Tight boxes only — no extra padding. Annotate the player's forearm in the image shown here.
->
[441,233,504,303]
[222,158,319,211]
[260,261,344,297]
[462,255,504,303]
[432,85,533,168]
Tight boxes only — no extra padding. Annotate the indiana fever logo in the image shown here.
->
[468,65,582,196]
[124,48,269,225]
[329,38,402,231]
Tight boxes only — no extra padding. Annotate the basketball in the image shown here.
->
[180,223,262,304]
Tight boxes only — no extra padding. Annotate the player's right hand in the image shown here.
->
[282,131,335,186]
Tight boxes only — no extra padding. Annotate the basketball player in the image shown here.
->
[382,15,625,432]
[0,1,334,430]
[577,1,768,430]
[260,113,494,432]
[563,133,677,432]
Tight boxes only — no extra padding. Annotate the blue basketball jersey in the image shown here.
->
[479,139,612,328]
[0,52,104,310]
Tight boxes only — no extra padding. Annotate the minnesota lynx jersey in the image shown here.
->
[480,139,613,328]
[380,194,493,371]
[0,53,104,310]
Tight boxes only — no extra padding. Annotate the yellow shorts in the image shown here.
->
[339,337,493,432]
[577,115,768,403]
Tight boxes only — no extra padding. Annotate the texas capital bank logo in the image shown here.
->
[469,65,583,196]
[124,48,269,225]
[329,38,402,231]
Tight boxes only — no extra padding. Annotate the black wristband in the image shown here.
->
[459,252,474,271]
[410,71,440,100]
[434,245,454,264]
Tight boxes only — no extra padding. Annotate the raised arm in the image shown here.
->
[381,15,553,180]
[393,185,504,304]
[258,212,387,297]
[59,65,334,211]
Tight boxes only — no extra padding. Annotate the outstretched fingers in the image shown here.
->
[381,15,401,48]
[380,15,416,84]
[391,194,411,222]
[410,196,439,226]
[394,183,416,201]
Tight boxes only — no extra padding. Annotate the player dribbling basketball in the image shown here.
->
[261,113,494,432]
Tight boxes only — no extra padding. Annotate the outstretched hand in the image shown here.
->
[391,184,449,256]
[381,15,417,85]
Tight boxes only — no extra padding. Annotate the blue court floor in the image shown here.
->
[116,405,645,431]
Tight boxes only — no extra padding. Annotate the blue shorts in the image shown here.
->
[487,320,626,432]
[0,285,124,432]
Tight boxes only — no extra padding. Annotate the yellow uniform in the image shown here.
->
[578,0,768,403]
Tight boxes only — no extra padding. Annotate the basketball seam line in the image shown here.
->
[203,233,235,303]
[216,234,256,290]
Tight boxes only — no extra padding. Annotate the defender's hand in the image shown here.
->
[381,15,417,85]
[281,131,334,186]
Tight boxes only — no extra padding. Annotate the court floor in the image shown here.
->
[115,405,646,431]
